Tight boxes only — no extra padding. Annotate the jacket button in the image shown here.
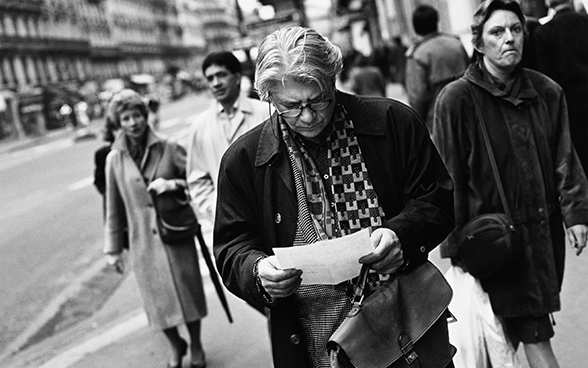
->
[289,334,301,345]
[275,213,282,224]
[152,229,157,235]
[419,246,426,253]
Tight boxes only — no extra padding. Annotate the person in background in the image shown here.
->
[93,115,118,199]
[389,36,408,87]
[405,4,469,132]
[93,115,130,249]
[103,89,207,368]
[347,55,387,97]
[533,0,588,173]
[186,51,268,225]
[432,1,588,367]
[213,26,455,368]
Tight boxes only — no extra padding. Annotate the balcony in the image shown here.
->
[0,35,91,55]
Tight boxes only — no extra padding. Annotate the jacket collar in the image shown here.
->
[254,90,384,167]
[111,126,160,152]
[464,62,538,106]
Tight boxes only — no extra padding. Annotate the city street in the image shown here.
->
[0,93,210,360]
[0,86,587,367]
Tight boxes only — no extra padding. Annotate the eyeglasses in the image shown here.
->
[275,99,333,118]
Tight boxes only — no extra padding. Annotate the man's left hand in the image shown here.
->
[358,228,404,274]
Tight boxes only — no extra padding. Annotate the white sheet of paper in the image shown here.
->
[272,228,373,285]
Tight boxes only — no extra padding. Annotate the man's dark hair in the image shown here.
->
[201,51,242,75]
[412,5,439,36]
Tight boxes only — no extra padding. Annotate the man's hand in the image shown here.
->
[358,228,404,274]
[258,256,303,298]
[567,224,588,256]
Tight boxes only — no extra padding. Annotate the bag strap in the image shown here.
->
[352,263,371,306]
[149,145,163,184]
[466,81,513,224]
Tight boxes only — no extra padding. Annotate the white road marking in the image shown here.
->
[68,176,94,191]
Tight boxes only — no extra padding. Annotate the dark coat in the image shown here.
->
[533,8,588,111]
[214,91,455,367]
[433,63,588,317]
[533,8,588,172]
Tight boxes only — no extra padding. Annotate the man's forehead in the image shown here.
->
[204,64,232,75]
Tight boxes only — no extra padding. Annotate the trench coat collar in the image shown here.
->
[111,126,162,172]
[112,126,160,152]
[254,90,384,167]
[464,62,538,107]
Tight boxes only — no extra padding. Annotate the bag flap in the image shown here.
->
[328,261,453,368]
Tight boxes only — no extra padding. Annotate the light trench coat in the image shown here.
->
[104,128,207,329]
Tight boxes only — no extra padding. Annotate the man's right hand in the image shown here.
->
[258,256,303,298]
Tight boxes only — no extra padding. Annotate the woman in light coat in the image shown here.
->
[103,89,207,368]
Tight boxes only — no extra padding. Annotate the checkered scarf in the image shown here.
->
[278,101,386,367]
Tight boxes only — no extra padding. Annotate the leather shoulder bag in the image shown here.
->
[327,261,456,368]
[149,148,200,245]
[457,82,523,279]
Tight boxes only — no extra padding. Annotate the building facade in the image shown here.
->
[0,0,239,142]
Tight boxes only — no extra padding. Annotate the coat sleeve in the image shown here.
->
[213,143,269,310]
[103,152,127,255]
[381,101,455,266]
[405,53,431,120]
[186,120,216,221]
[431,81,472,257]
[552,90,588,225]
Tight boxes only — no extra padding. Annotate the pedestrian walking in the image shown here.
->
[213,26,456,368]
[346,55,387,97]
[533,0,588,173]
[103,89,207,368]
[186,51,268,224]
[432,1,588,367]
[405,4,469,132]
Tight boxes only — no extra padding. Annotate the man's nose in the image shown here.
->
[298,105,316,120]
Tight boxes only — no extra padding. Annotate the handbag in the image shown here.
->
[457,83,522,279]
[149,151,200,245]
[327,261,456,368]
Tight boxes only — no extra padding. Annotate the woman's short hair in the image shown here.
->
[471,0,526,51]
[106,89,149,127]
[254,26,343,102]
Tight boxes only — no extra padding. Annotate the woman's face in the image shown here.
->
[271,79,335,142]
[477,9,524,75]
[120,107,148,144]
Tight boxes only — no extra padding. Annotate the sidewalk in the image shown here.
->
[0,225,272,368]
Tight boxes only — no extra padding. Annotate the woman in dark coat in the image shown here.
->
[103,89,207,368]
[432,1,588,367]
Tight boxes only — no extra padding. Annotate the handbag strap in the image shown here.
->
[466,81,513,224]
[149,146,163,184]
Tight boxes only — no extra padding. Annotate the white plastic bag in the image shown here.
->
[444,265,521,368]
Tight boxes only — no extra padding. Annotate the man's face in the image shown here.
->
[204,64,241,105]
[271,79,335,142]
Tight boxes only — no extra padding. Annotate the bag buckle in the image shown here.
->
[347,295,364,317]
[398,332,418,365]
